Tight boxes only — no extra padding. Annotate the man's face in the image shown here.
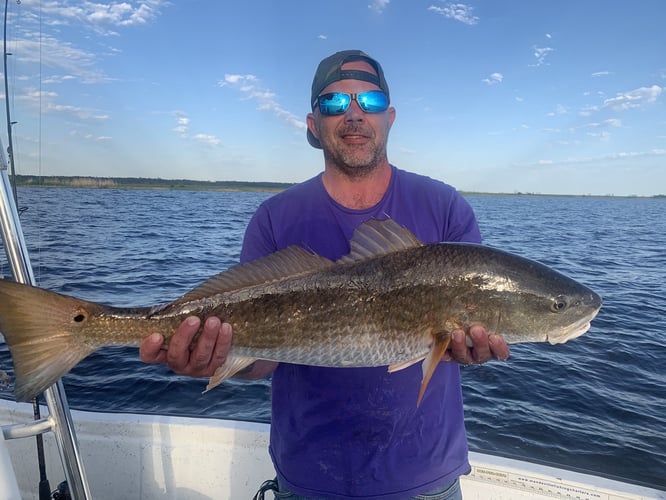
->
[307,61,396,178]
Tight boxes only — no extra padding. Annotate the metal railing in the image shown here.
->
[0,140,91,499]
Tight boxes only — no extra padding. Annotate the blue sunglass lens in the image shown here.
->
[357,91,388,113]
[318,93,351,115]
[318,91,388,115]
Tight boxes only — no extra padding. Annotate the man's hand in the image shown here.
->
[139,316,232,378]
[444,324,510,365]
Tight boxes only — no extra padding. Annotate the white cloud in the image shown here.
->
[193,134,221,146]
[586,131,611,140]
[524,148,666,169]
[173,114,190,136]
[532,46,554,66]
[41,75,77,84]
[73,132,112,142]
[35,0,166,34]
[223,74,252,85]
[586,118,622,128]
[428,2,478,25]
[602,85,663,111]
[17,87,108,120]
[546,104,567,117]
[591,71,612,78]
[172,112,221,146]
[482,72,503,85]
[369,0,390,14]
[219,74,306,131]
[13,38,108,84]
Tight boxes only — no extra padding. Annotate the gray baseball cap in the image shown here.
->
[307,50,390,149]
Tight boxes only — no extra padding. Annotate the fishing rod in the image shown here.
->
[2,0,18,206]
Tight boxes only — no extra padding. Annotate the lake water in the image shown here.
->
[1,187,664,489]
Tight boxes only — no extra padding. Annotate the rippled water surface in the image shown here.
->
[1,188,664,489]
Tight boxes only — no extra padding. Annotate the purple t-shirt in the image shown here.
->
[240,166,481,499]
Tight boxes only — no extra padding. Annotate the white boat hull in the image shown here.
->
[0,399,663,500]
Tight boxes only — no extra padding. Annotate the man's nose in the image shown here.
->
[345,98,365,120]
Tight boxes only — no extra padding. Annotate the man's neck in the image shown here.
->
[322,162,392,210]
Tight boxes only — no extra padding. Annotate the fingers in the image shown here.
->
[448,329,473,365]
[488,332,510,361]
[167,316,205,374]
[469,324,493,364]
[139,333,167,364]
[184,317,232,377]
[447,324,510,365]
[141,316,233,378]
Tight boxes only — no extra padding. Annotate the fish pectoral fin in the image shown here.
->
[388,354,427,373]
[203,356,257,394]
[417,332,451,407]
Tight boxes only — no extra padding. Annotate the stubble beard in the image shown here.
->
[322,133,389,180]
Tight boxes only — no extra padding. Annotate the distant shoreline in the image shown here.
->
[11,174,665,199]
[13,175,292,193]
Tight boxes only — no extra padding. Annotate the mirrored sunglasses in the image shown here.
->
[316,91,389,115]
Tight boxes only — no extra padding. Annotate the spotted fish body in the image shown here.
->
[0,219,602,403]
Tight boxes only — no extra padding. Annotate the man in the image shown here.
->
[140,50,509,499]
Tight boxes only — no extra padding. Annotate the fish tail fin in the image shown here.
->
[204,355,257,394]
[417,333,451,407]
[0,279,98,401]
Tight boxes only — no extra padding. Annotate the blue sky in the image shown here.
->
[2,0,665,196]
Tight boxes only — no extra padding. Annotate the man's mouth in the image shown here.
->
[340,129,371,143]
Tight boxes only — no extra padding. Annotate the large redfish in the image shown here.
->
[0,219,602,404]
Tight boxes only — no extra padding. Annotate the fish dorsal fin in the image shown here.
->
[173,245,334,304]
[337,219,423,265]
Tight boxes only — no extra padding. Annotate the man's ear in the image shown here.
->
[307,113,320,141]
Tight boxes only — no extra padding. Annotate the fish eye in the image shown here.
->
[551,295,569,313]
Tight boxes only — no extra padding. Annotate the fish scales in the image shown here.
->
[0,219,602,403]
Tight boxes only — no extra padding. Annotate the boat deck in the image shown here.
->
[1,400,663,499]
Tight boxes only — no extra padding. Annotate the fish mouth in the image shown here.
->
[546,307,601,345]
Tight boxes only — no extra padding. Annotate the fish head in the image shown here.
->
[471,248,603,345]
[539,288,602,344]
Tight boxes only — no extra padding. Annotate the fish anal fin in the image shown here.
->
[337,219,423,265]
[417,332,451,407]
[388,354,426,373]
[203,356,257,394]
[174,247,334,305]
